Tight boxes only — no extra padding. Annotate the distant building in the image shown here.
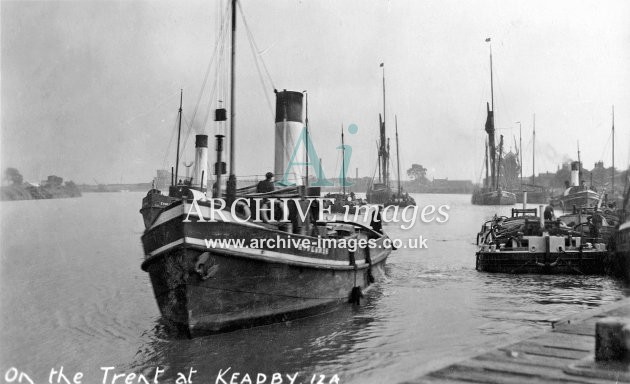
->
[429,178,474,193]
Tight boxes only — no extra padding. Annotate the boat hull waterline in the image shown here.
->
[558,189,601,211]
[476,248,608,274]
[471,189,517,205]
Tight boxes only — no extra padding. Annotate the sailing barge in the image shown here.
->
[476,207,609,274]
[367,64,393,204]
[366,65,415,207]
[471,39,516,206]
[139,0,392,337]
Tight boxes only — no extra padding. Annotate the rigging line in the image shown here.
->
[598,129,613,163]
[236,0,276,90]
[492,65,515,130]
[237,1,275,118]
[123,90,181,127]
[371,161,379,185]
[161,114,182,170]
[201,7,231,134]
[179,1,231,157]
[476,154,486,184]
[177,115,195,163]
[190,0,232,128]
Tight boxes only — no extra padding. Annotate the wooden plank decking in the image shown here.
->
[405,297,630,383]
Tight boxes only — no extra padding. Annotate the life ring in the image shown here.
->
[233,200,251,220]
[260,200,285,223]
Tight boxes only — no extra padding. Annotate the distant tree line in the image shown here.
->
[1,168,81,201]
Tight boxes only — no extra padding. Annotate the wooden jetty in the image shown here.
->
[405,297,630,383]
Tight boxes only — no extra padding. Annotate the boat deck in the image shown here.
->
[404,297,630,383]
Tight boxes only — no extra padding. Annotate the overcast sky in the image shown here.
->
[2,0,629,184]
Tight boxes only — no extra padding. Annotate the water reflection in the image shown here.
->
[127,290,385,382]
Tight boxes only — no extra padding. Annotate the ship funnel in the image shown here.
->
[193,135,209,190]
[274,90,304,185]
[570,161,580,187]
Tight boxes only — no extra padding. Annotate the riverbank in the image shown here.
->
[406,297,630,383]
[1,183,81,201]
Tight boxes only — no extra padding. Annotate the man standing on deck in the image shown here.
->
[544,206,555,221]
[591,208,603,240]
[256,172,275,193]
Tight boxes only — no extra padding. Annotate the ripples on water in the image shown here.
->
[0,193,627,384]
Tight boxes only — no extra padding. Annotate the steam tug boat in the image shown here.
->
[476,206,609,274]
[139,1,392,337]
[557,161,601,212]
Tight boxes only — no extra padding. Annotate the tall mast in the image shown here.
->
[485,38,497,190]
[517,121,522,189]
[341,124,345,196]
[226,0,237,203]
[386,138,390,189]
[174,89,183,185]
[396,116,401,196]
[612,105,615,195]
[497,135,504,188]
[304,90,309,188]
[485,140,489,188]
[489,44,494,112]
[532,113,536,185]
[577,141,582,184]
[381,63,386,137]
[377,140,382,184]
[379,62,388,189]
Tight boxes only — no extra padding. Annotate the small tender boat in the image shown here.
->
[476,207,609,274]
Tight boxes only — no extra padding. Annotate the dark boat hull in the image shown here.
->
[144,246,386,336]
[471,189,516,205]
[609,222,630,282]
[476,249,608,274]
[366,184,391,205]
[384,193,416,207]
[141,200,391,336]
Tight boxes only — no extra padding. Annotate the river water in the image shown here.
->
[1,192,627,384]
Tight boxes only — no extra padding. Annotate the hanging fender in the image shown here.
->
[195,252,218,280]
[365,247,375,283]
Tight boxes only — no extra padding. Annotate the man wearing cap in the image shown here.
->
[256,172,275,193]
